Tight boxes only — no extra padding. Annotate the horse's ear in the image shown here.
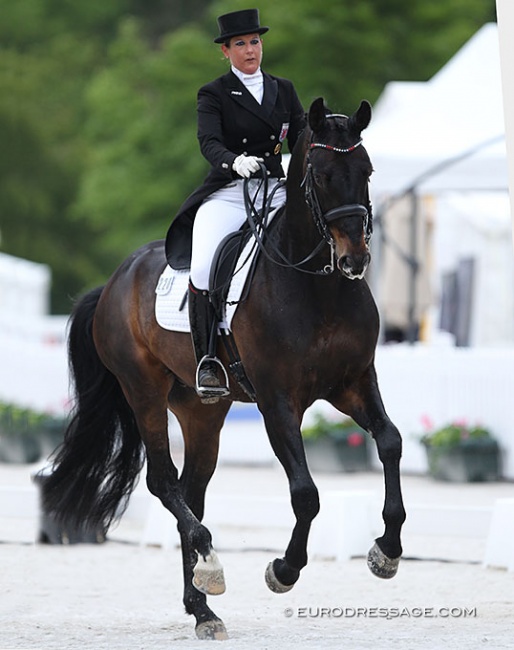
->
[308,97,327,133]
[349,100,372,134]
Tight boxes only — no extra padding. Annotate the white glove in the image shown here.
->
[232,154,264,178]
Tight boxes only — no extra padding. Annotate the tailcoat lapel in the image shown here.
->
[222,71,277,125]
[261,73,278,116]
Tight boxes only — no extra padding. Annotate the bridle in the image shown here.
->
[303,114,373,248]
[242,115,373,276]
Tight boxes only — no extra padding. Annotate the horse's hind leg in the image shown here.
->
[171,386,231,640]
[115,363,229,639]
[332,365,406,579]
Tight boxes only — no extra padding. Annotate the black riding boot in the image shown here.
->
[188,283,229,399]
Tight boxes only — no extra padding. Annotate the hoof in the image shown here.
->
[265,561,295,594]
[196,620,229,641]
[193,550,226,595]
[367,541,401,579]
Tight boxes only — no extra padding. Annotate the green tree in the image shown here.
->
[72,19,220,266]
[0,0,213,310]
[0,38,105,311]
[74,0,497,271]
[0,0,498,312]
[210,0,496,110]
[0,0,134,49]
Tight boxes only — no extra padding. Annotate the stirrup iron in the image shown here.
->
[195,355,230,398]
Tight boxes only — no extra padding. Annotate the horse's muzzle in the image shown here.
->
[338,252,371,280]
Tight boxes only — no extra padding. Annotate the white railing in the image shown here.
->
[1,325,513,478]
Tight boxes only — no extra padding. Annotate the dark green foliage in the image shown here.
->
[0,0,497,312]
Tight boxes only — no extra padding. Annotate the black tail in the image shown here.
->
[41,286,145,534]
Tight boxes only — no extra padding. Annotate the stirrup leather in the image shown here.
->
[195,355,230,398]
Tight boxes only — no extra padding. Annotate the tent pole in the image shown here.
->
[407,190,418,344]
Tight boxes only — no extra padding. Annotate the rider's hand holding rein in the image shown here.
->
[232,154,265,178]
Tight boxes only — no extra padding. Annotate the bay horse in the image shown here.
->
[43,97,406,640]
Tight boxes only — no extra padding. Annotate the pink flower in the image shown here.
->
[420,414,434,432]
[347,432,364,447]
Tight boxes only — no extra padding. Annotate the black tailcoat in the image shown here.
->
[165,70,306,269]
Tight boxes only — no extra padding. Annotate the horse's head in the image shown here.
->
[304,98,373,280]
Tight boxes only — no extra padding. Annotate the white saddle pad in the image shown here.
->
[155,234,254,333]
[156,205,282,332]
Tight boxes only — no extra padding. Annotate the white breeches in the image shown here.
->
[190,178,286,290]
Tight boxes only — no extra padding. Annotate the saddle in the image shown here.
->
[156,173,285,401]
[209,225,253,317]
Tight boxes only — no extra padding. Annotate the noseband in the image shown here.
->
[303,117,373,246]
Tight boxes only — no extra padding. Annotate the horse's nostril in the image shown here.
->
[338,256,349,272]
[338,253,371,279]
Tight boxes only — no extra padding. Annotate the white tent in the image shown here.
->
[366,22,508,197]
[365,23,513,347]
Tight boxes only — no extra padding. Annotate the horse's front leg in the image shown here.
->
[259,401,320,593]
[332,364,406,579]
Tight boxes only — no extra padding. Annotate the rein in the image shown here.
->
[243,169,335,276]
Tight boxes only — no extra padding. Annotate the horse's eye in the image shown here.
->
[314,172,327,187]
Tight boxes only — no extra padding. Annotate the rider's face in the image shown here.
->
[221,34,263,75]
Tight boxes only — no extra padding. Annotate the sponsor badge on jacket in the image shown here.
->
[275,123,289,154]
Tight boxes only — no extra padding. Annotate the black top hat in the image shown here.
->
[214,9,269,44]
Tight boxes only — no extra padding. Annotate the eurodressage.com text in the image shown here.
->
[283,606,477,620]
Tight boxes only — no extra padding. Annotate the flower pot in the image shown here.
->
[0,409,67,464]
[38,420,66,459]
[304,437,344,472]
[303,432,370,473]
[332,435,370,472]
[424,439,501,482]
[0,430,41,464]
